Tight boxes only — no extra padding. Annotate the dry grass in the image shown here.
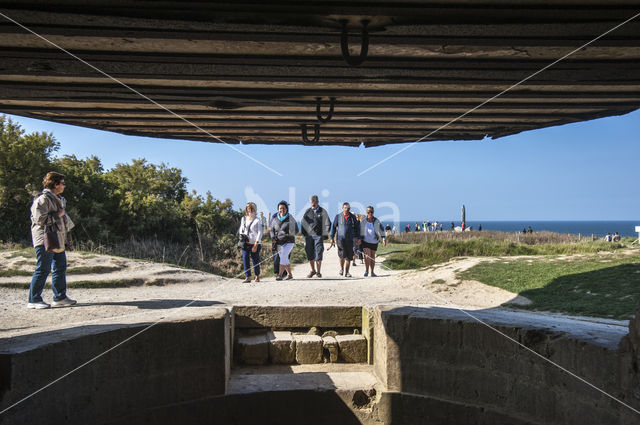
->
[388,230,596,245]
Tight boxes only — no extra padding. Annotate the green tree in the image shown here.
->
[0,115,59,241]
[181,191,241,258]
[105,158,190,241]
[53,154,116,241]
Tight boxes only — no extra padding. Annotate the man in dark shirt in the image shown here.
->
[301,195,331,278]
[330,202,360,278]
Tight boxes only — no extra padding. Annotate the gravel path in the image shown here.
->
[0,244,529,339]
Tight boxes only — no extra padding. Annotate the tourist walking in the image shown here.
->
[359,206,387,277]
[301,195,330,278]
[353,214,365,266]
[329,202,360,277]
[270,201,298,280]
[27,172,77,309]
[238,202,263,283]
[268,210,285,278]
[259,211,267,229]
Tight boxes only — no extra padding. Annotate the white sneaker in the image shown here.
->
[27,301,51,309]
[52,297,77,307]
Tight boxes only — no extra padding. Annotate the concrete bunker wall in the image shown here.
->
[0,309,231,425]
[1,305,639,424]
[372,306,639,425]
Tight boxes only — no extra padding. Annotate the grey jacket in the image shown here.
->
[270,214,299,245]
[30,189,75,249]
[300,206,330,238]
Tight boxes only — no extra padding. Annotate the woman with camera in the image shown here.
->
[238,202,263,283]
[270,200,298,280]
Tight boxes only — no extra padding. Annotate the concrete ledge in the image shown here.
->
[373,305,639,425]
[234,306,362,329]
[0,308,230,425]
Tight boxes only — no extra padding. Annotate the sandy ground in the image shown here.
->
[0,244,530,339]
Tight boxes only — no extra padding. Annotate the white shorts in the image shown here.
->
[277,242,294,266]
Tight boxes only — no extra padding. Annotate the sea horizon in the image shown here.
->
[391,220,640,238]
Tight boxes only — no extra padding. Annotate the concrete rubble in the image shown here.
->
[236,328,369,365]
[322,335,339,363]
[295,334,324,364]
[236,333,269,365]
[336,334,368,363]
[268,331,296,364]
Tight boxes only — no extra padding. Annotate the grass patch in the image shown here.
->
[4,248,35,259]
[0,269,32,277]
[0,282,31,289]
[13,259,36,267]
[0,279,146,289]
[459,254,640,319]
[376,242,418,257]
[385,238,626,270]
[0,264,121,277]
[66,266,123,275]
[69,279,145,288]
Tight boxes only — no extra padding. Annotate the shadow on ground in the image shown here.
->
[77,299,223,309]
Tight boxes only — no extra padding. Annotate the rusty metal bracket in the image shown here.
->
[316,97,336,123]
[341,20,369,66]
[301,123,320,144]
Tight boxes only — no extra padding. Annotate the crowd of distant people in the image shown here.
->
[604,232,621,242]
[392,221,476,233]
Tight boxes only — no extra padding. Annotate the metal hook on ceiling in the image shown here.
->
[316,97,336,123]
[301,123,320,144]
[340,19,369,67]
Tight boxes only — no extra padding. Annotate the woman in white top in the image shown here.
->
[359,206,387,277]
[238,202,263,282]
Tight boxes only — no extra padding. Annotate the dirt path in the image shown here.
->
[0,245,527,339]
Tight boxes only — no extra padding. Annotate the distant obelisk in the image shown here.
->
[461,204,466,231]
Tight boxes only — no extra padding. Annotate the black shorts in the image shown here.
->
[337,239,354,259]
[362,241,378,251]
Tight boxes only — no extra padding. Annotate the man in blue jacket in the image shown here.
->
[329,202,360,278]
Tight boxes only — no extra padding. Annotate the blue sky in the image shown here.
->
[7,109,640,222]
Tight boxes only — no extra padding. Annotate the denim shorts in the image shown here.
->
[305,235,324,261]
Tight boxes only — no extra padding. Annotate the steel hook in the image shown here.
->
[340,20,369,67]
[301,123,320,144]
[316,97,336,123]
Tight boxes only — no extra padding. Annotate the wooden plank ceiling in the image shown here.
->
[0,1,639,147]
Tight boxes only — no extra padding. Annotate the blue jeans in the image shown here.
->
[29,245,68,302]
[242,244,261,277]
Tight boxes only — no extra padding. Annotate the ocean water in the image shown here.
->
[391,221,640,238]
